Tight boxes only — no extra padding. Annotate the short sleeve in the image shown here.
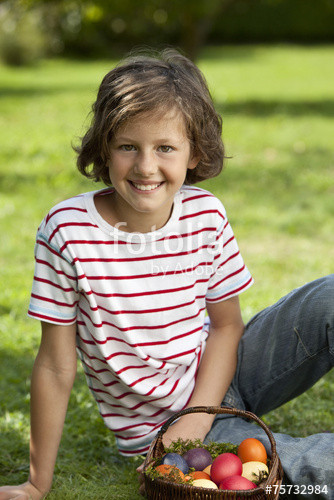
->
[206,206,253,303]
[28,219,79,325]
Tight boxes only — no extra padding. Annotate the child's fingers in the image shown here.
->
[0,482,44,500]
[136,461,146,495]
[136,464,145,485]
[136,462,145,473]
[139,482,146,496]
[0,487,30,499]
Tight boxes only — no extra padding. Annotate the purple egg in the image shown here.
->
[182,447,213,471]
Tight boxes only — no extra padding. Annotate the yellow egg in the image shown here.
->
[242,461,269,484]
[192,479,218,489]
[203,464,212,475]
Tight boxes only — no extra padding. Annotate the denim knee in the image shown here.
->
[320,275,334,355]
[294,275,334,357]
[307,274,334,325]
[314,274,334,305]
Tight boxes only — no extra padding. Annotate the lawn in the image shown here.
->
[0,45,333,498]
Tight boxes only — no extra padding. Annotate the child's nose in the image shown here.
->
[133,151,157,176]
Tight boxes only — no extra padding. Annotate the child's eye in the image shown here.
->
[121,145,136,151]
[158,145,173,153]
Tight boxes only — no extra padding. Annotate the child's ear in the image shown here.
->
[187,155,200,170]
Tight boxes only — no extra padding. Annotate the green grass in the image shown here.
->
[0,45,333,498]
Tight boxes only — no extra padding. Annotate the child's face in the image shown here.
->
[108,109,198,231]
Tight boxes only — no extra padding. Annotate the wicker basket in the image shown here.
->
[143,406,283,500]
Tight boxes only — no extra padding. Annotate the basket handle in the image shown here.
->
[153,406,278,470]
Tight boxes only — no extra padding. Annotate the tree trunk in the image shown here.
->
[179,0,236,60]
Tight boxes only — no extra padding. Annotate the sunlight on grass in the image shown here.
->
[0,45,333,498]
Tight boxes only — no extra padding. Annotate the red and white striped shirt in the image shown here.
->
[28,185,253,455]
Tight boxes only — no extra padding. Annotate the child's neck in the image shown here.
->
[123,216,169,234]
[95,191,174,234]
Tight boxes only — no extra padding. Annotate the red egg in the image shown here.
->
[219,474,257,490]
[210,453,243,486]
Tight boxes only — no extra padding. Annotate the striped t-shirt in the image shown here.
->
[28,185,253,455]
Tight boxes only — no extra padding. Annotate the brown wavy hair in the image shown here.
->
[75,48,225,185]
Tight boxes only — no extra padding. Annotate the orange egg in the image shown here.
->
[237,438,267,464]
[155,464,185,480]
[185,470,211,481]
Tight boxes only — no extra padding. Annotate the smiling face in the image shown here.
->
[104,109,198,232]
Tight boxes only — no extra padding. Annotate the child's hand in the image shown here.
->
[136,461,146,496]
[0,481,45,500]
[162,412,213,448]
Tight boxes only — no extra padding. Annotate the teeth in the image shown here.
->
[132,182,161,191]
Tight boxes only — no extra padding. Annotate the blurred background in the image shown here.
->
[1,0,334,65]
[1,1,333,499]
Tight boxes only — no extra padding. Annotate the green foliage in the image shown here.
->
[211,0,334,43]
[0,45,333,498]
[1,0,334,64]
[165,438,238,458]
[0,1,47,65]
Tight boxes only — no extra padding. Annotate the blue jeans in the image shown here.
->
[204,275,334,499]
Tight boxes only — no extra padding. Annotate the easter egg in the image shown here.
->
[183,447,212,471]
[219,474,257,490]
[185,470,211,481]
[203,464,212,475]
[155,464,185,480]
[192,479,218,489]
[161,452,189,474]
[237,438,267,464]
[210,453,243,486]
[242,461,269,484]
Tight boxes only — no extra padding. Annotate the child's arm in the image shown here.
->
[137,296,244,492]
[162,295,245,446]
[0,321,77,499]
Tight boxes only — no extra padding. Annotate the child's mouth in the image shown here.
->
[129,181,164,192]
